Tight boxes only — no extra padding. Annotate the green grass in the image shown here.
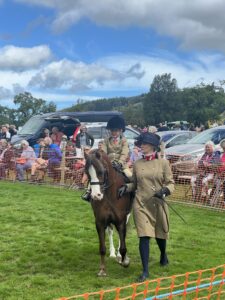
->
[0,181,224,300]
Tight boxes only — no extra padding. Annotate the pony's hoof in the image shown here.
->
[98,270,107,277]
[122,256,130,267]
[116,256,122,264]
[109,251,116,258]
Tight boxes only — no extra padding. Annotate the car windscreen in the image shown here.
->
[187,128,225,145]
[87,127,108,139]
[18,116,46,135]
[160,133,177,142]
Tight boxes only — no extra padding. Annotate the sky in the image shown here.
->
[1,1,225,109]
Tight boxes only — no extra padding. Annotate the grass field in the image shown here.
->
[0,181,224,300]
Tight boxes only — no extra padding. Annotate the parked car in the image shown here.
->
[165,126,225,181]
[157,130,198,148]
[85,123,140,150]
[11,111,123,148]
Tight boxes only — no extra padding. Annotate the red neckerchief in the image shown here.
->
[143,152,156,161]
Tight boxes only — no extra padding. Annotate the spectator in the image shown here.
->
[157,123,169,132]
[209,139,225,206]
[72,153,86,188]
[50,126,64,146]
[33,138,45,158]
[128,145,142,168]
[41,128,50,139]
[148,126,157,133]
[30,139,48,182]
[9,125,17,137]
[59,135,68,151]
[98,140,104,150]
[43,137,62,181]
[191,141,220,202]
[16,140,36,181]
[0,125,11,141]
[75,125,94,149]
[65,141,76,157]
[0,140,15,179]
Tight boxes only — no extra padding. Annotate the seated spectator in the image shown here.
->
[16,140,36,181]
[66,141,76,157]
[75,125,94,150]
[72,153,86,189]
[33,138,45,158]
[59,135,68,151]
[0,140,16,179]
[50,126,64,146]
[209,139,225,206]
[43,137,62,181]
[30,139,48,182]
[191,141,220,202]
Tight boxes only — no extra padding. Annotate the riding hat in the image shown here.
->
[106,116,126,132]
[135,132,160,148]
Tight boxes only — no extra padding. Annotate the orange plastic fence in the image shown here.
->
[56,264,225,300]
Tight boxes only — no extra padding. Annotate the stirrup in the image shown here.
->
[81,191,91,202]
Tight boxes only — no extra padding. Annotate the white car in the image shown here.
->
[84,122,140,150]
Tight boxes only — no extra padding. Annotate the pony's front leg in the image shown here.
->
[96,222,107,276]
[116,221,130,268]
[106,225,116,257]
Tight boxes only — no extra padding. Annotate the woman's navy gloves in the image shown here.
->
[154,187,170,199]
[118,185,127,198]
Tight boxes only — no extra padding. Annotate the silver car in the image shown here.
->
[165,126,225,181]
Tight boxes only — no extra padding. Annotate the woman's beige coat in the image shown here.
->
[127,157,174,239]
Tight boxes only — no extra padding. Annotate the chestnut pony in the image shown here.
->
[85,149,132,276]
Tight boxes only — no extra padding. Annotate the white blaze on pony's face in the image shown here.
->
[89,165,104,201]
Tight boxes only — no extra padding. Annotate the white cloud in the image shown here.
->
[14,0,225,52]
[1,50,225,108]
[0,45,52,70]
[28,58,144,91]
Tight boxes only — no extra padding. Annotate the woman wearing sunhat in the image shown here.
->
[118,132,174,282]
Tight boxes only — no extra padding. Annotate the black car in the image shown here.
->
[11,111,123,147]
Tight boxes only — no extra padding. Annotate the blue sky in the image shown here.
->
[1,0,225,109]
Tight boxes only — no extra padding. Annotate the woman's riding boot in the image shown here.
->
[136,236,150,282]
[156,238,169,266]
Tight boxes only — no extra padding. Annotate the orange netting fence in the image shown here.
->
[0,145,225,211]
[56,264,225,300]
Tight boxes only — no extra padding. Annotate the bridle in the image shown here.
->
[89,163,110,192]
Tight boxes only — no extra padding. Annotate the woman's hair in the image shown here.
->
[220,139,225,147]
[205,141,214,147]
[21,140,29,146]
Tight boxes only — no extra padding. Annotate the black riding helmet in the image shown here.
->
[106,116,126,132]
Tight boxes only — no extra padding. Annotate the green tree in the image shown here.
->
[181,83,225,126]
[143,73,181,125]
[13,92,56,126]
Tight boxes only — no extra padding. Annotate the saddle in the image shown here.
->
[112,161,130,183]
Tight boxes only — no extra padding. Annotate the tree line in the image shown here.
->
[65,73,225,127]
[1,73,225,127]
